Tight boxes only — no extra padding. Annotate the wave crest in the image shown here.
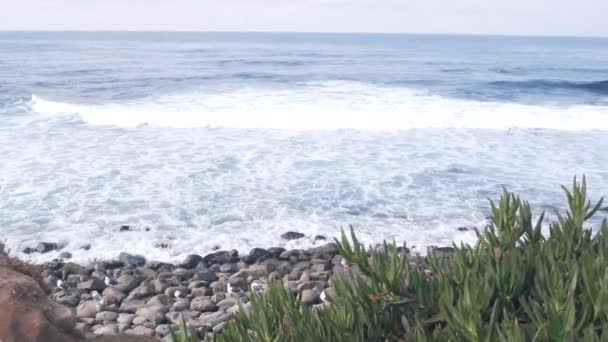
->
[29,81,608,130]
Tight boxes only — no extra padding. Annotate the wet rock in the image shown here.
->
[77,279,106,291]
[117,313,136,325]
[37,242,60,253]
[190,297,217,312]
[173,268,194,279]
[136,304,168,323]
[125,325,155,337]
[281,231,305,240]
[80,244,91,251]
[457,226,469,232]
[102,287,127,305]
[59,252,72,260]
[181,254,204,269]
[243,248,270,263]
[21,247,35,254]
[428,246,456,258]
[119,225,132,232]
[267,247,286,258]
[94,324,118,335]
[314,235,327,242]
[76,300,99,318]
[119,252,146,267]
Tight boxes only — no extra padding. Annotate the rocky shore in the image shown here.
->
[3,230,460,341]
[39,240,352,340]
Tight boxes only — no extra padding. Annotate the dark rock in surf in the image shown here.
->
[119,252,146,267]
[280,231,305,241]
[36,242,59,254]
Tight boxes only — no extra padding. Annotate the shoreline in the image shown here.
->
[1,235,453,341]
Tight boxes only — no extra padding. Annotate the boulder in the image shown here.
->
[96,311,119,322]
[0,260,78,342]
[102,287,127,305]
[180,254,204,269]
[77,279,106,291]
[76,300,99,318]
[135,305,168,323]
[280,231,305,240]
[190,297,217,312]
[119,253,146,267]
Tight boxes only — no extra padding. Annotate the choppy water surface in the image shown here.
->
[1,32,607,262]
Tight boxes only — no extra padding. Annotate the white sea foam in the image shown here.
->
[30,81,608,131]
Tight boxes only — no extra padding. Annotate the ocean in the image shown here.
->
[1,32,607,263]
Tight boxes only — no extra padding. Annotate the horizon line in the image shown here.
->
[0,29,606,39]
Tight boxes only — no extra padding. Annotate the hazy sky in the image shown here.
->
[1,0,607,36]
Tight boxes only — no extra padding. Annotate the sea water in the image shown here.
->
[1,32,607,263]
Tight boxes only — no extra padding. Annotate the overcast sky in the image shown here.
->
[1,0,607,37]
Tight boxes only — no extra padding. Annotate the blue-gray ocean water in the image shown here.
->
[1,32,607,262]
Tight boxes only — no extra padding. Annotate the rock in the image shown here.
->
[119,299,146,313]
[172,298,190,311]
[191,287,212,297]
[115,274,140,293]
[210,292,226,303]
[80,317,96,325]
[36,242,59,253]
[457,226,469,232]
[194,270,218,283]
[190,297,218,312]
[280,231,305,240]
[230,263,274,280]
[428,246,456,258]
[119,252,146,267]
[146,294,172,306]
[301,289,319,305]
[22,247,35,254]
[0,261,78,342]
[165,311,199,325]
[191,311,233,328]
[181,254,204,269]
[136,304,168,323]
[77,279,106,291]
[219,263,237,273]
[95,311,118,322]
[213,322,227,334]
[156,324,171,337]
[314,235,327,242]
[59,252,73,260]
[126,284,154,301]
[102,287,127,305]
[76,300,99,318]
[119,225,132,232]
[133,316,147,325]
[164,286,189,298]
[117,313,136,325]
[80,244,91,251]
[312,243,338,256]
[93,324,118,335]
[243,248,270,263]
[125,325,155,337]
[61,262,87,276]
[297,281,326,292]
[52,292,80,307]
[216,298,239,309]
[118,323,129,333]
